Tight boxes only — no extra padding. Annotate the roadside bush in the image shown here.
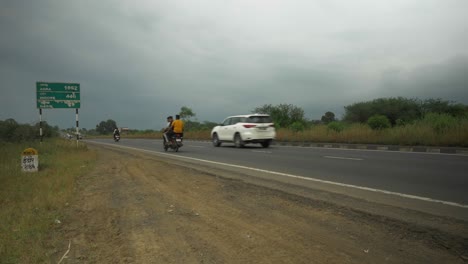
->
[290,121,306,132]
[327,121,346,132]
[0,119,21,141]
[420,113,459,133]
[395,118,407,126]
[367,115,391,130]
[0,119,58,142]
[9,124,36,142]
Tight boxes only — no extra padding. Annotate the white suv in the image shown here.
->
[211,114,276,148]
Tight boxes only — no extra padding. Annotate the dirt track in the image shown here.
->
[49,145,468,263]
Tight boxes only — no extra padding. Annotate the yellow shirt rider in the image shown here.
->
[172,115,184,134]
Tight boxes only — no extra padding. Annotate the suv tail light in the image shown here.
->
[243,124,256,128]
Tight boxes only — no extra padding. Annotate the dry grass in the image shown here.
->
[88,120,468,147]
[275,122,468,147]
[0,139,96,263]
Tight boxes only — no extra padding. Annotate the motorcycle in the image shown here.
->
[114,134,120,142]
[164,133,183,152]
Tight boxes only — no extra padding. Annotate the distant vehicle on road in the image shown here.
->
[64,132,83,139]
[211,114,276,148]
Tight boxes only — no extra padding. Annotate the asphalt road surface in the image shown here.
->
[86,138,468,207]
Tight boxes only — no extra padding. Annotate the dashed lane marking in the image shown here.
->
[324,156,363,161]
[252,150,272,154]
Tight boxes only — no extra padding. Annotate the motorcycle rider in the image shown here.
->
[113,127,120,140]
[163,116,174,145]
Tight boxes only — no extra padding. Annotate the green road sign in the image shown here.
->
[38,101,81,109]
[37,91,80,100]
[36,82,80,109]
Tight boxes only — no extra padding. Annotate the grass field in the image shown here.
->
[106,119,468,147]
[0,139,96,263]
[275,121,468,147]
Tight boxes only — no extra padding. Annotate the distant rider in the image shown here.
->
[113,127,120,140]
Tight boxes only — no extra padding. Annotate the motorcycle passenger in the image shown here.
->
[172,114,184,138]
[163,116,174,145]
[113,127,120,140]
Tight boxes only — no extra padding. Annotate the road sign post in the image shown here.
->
[36,82,80,109]
[39,108,43,144]
[36,82,81,145]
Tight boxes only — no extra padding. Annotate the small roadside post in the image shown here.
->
[21,148,39,172]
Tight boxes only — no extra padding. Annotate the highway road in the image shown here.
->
[86,138,468,207]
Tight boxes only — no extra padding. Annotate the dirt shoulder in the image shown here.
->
[49,145,468,263]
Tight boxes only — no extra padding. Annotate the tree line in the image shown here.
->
[93,98,468,134]
[343,97,467,125]
[251,98,467,131]
[5,97,465,142]
[238,98,462,130]
[0,119,59,142]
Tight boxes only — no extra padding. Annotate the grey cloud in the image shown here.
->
[380,56,468,102]
[1,0,468,129]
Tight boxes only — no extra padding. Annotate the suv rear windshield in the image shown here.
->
[245,116,273,123]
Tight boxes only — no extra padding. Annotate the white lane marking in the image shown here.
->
[275,144,468,157]
[324,156,363,161]
[88,141,468,209]
[252,150,272,154]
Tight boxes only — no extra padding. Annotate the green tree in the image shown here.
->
[0,118,19,141]
[421,99,466,117]
[321,111,336,124]
[344,97,421,125]
[179,106,196,120]
[11,124,36,142]
[0,119,58,142]
[178,106,196,131]
[253,103,306,128]
[96,119,117,134]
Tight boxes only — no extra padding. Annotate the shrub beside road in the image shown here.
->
[118,114,468,147]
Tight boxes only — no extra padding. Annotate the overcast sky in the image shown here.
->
[1,0,467,129]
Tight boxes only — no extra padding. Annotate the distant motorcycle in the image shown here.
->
[164,134,183,152]
[114,134,120,142]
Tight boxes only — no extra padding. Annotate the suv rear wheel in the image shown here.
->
[261,140,271,148]
[234,134,244,148]
[212,133,221,147]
